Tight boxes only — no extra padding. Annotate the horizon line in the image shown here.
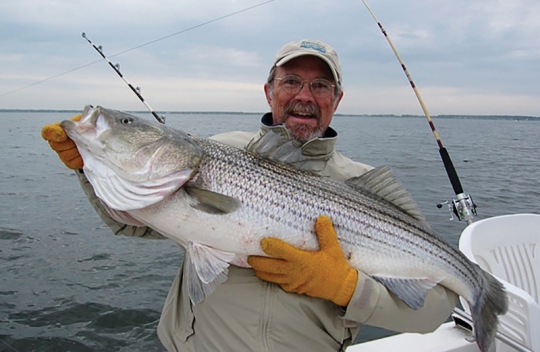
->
[0,108,538,119]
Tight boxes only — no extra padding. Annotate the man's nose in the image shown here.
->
[294,82,315,101]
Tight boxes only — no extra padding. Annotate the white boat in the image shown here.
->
[348,213,540,352]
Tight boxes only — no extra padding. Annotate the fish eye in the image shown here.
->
[120,117,133,125]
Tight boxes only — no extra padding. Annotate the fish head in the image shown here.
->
[61,106,204,209]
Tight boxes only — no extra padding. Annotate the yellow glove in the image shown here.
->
[41,114,83,170]
[247,216,358,307]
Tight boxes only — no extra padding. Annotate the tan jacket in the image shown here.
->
[77,114,458,352]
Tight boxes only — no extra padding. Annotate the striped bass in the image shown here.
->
[62,106,508,352]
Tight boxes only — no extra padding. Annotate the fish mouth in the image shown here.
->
[81,105,99,125]
[78,105,109,133]
[61,105,110,151]
[80,105,100,126]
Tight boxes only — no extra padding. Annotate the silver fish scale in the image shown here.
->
[189,136,482,293]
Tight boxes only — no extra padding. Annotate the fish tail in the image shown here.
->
[471,269,508,352]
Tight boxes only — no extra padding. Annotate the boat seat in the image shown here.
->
[459,213,540,351]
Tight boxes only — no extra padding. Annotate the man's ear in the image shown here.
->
[264,83,273,106]
[333,91,344,112]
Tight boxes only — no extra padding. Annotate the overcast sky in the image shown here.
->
[1,0,539,116]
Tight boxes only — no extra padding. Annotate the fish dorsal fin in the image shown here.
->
[372,275,443,310]
[186,242,236,304]
[185,187,241,214]
[345,165,428,223]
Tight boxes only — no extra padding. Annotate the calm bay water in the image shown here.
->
[1,111,539,351]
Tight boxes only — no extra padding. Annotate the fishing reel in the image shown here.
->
[437,193,477,224]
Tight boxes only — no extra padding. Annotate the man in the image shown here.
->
[42,39,458,351]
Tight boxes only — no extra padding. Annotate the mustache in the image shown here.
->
[283,100,321,119]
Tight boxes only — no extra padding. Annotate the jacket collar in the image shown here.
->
[244,113,338,173]
[255,112,338,159]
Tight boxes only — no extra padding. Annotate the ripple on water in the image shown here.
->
[0,335,93,352]
[9,302,160,329]
[0,228,23,240]
[3,302,163,351]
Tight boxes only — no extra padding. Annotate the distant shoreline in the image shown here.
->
[1,109,538,120]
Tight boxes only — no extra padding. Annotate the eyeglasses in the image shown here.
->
[273,75,336,98]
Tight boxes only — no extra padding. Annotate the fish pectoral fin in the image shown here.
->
[185,187,241,215]
[345,166,428,225]
[372,275,442,310]
[186,242,236,304]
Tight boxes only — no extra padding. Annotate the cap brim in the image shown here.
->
[275,52,340,84]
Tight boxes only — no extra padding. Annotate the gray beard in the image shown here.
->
[282,100,324,143]
[288,123,325,144]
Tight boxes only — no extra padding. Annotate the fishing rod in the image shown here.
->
[360,0,477,224]
[1,0,276,100]
[356,9,535,352]
[82,32,166,124]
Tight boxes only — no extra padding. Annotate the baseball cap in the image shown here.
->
[272,39,342,84]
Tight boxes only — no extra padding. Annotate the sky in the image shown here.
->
[1,0,539,116]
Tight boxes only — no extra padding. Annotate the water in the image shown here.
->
[1,111,539,351]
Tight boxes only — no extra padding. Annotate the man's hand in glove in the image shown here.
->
[248,215,358,307]
[41,114,83,170]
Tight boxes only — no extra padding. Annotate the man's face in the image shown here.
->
[264,55,343,143]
